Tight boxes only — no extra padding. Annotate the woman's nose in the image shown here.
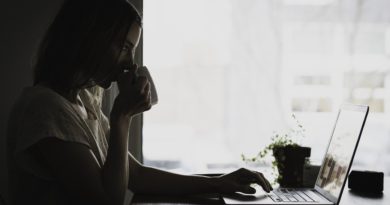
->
[125,54,136,69]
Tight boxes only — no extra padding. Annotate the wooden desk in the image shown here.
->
[131,177,389,205]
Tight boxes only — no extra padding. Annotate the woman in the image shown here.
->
[6,0,272,204]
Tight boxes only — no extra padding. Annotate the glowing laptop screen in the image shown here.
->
[315,107,367,198]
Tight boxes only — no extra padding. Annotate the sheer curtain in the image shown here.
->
[143,0,390,175]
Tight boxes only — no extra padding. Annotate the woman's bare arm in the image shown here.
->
[127,153,216,195]
[127,153,272,195]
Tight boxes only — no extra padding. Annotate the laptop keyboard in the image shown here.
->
[269,188,316,202]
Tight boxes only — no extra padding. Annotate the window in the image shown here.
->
[143,0,390,176]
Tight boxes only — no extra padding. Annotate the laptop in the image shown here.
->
[223,104,369,205]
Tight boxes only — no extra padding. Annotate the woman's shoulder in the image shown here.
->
[8,86,92,149]
[12,85,73,117]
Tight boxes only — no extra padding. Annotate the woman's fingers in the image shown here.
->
[135,76,149,90]
[217,169,273,195]
[256,171,273,191]
[133,78,152,112]
[138,78,151,103]
[142,80,151,95]
[114,66,153,116]
[235,184,256,194]
[252,172,272,192]
[238,169,272,193]
[143,90,152,110]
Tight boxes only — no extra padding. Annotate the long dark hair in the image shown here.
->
[33,0,142,92]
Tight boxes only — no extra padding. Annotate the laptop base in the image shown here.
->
[223,187,333,204]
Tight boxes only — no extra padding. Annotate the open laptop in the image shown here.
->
[223,104,369,205]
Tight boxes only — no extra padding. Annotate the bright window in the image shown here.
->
[143,0,390,176]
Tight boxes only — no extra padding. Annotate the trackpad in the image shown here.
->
[222,186,274,204]
[223,193,271,204]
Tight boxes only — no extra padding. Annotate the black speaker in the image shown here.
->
[348,170,384,193]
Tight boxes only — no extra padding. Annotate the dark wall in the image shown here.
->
[0,0,65,201]
[0,0,142,202]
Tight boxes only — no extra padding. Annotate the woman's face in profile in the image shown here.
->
[97,22,142,89]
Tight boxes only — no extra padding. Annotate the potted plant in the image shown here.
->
[241,114,311,187]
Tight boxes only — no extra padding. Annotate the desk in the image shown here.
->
[338,177,389,205]
[131,177,389,205]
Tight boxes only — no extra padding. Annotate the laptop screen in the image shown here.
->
[315,105,368,199]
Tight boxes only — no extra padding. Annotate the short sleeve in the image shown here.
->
[10,90,92,180]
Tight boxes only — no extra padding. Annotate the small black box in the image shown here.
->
[348,170,384,193]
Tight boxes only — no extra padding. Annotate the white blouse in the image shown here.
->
[6,85,110,204]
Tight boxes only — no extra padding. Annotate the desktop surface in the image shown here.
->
[131,177,389,205]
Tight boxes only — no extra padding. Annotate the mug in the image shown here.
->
[137,66,158,105]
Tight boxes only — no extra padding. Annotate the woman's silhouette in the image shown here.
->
[6,0,272,204]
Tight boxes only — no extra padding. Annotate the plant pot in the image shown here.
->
[272,145,311,187]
